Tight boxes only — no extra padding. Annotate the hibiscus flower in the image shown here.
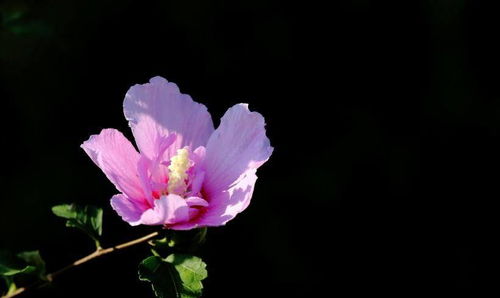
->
[81,77,273,230]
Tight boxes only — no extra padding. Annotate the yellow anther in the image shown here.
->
[167,148,190,194]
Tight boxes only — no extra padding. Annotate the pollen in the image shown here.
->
[167,148,190,194]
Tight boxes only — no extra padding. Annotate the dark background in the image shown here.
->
[0,0,498,296]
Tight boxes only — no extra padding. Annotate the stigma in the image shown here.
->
[167,148,190,195]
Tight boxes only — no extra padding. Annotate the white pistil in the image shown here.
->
[167,148,190,195]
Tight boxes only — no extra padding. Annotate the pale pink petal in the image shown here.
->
[137,155,154,207]
[123,76,214,160]
[185,196,209,207]
[203,104,273,195]
[185,197,209,224]
[170,169,257,230]
[146,133,178,188]
[187,171,205,196]
[169,222,197,230]
[140,194,189,225]
[110,194,146,226]
[186,146,206,196]
[200,169,257,226]
[81,129,144,200]
[191,146,206,164]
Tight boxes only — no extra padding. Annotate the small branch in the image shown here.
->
[2,231,159,298]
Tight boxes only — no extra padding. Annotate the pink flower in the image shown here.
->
[81,77,273,229]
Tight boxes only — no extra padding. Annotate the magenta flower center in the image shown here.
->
[146,144,208,216]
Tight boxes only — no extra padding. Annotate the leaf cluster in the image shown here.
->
[139,254,207,298]
[0,250,46,296]
[52,204,103,248]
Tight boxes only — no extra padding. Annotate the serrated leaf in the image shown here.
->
[139,256,179,298]
[138,254,207,298]
[16,251,46,281]
[52,204,103,247]
[165,254,207,297]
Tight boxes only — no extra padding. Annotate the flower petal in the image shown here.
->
[140,194,190,225]
[110,194,146,226]
[138,133,177,199]
[81,129,144,200]
[185,196,209,207]
[202,169,257,225]
[170,169,257,229]
[123,76,214,160]
[203,104,273,195]
[187,171,205,196]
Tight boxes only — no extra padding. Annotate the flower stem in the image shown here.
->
[2,231,159,298]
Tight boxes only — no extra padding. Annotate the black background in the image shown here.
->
[0,0,498,296]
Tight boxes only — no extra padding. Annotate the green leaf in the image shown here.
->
[52,204,103,248]
[0,251,47,295]
[4,276,17,295]
[139,256,179,298]
[16,251,46,281]
[0,251,35,277]
[149,237,176,249]
[166,254,207,297]
[138,254,207,298]
[0,264,35,277]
